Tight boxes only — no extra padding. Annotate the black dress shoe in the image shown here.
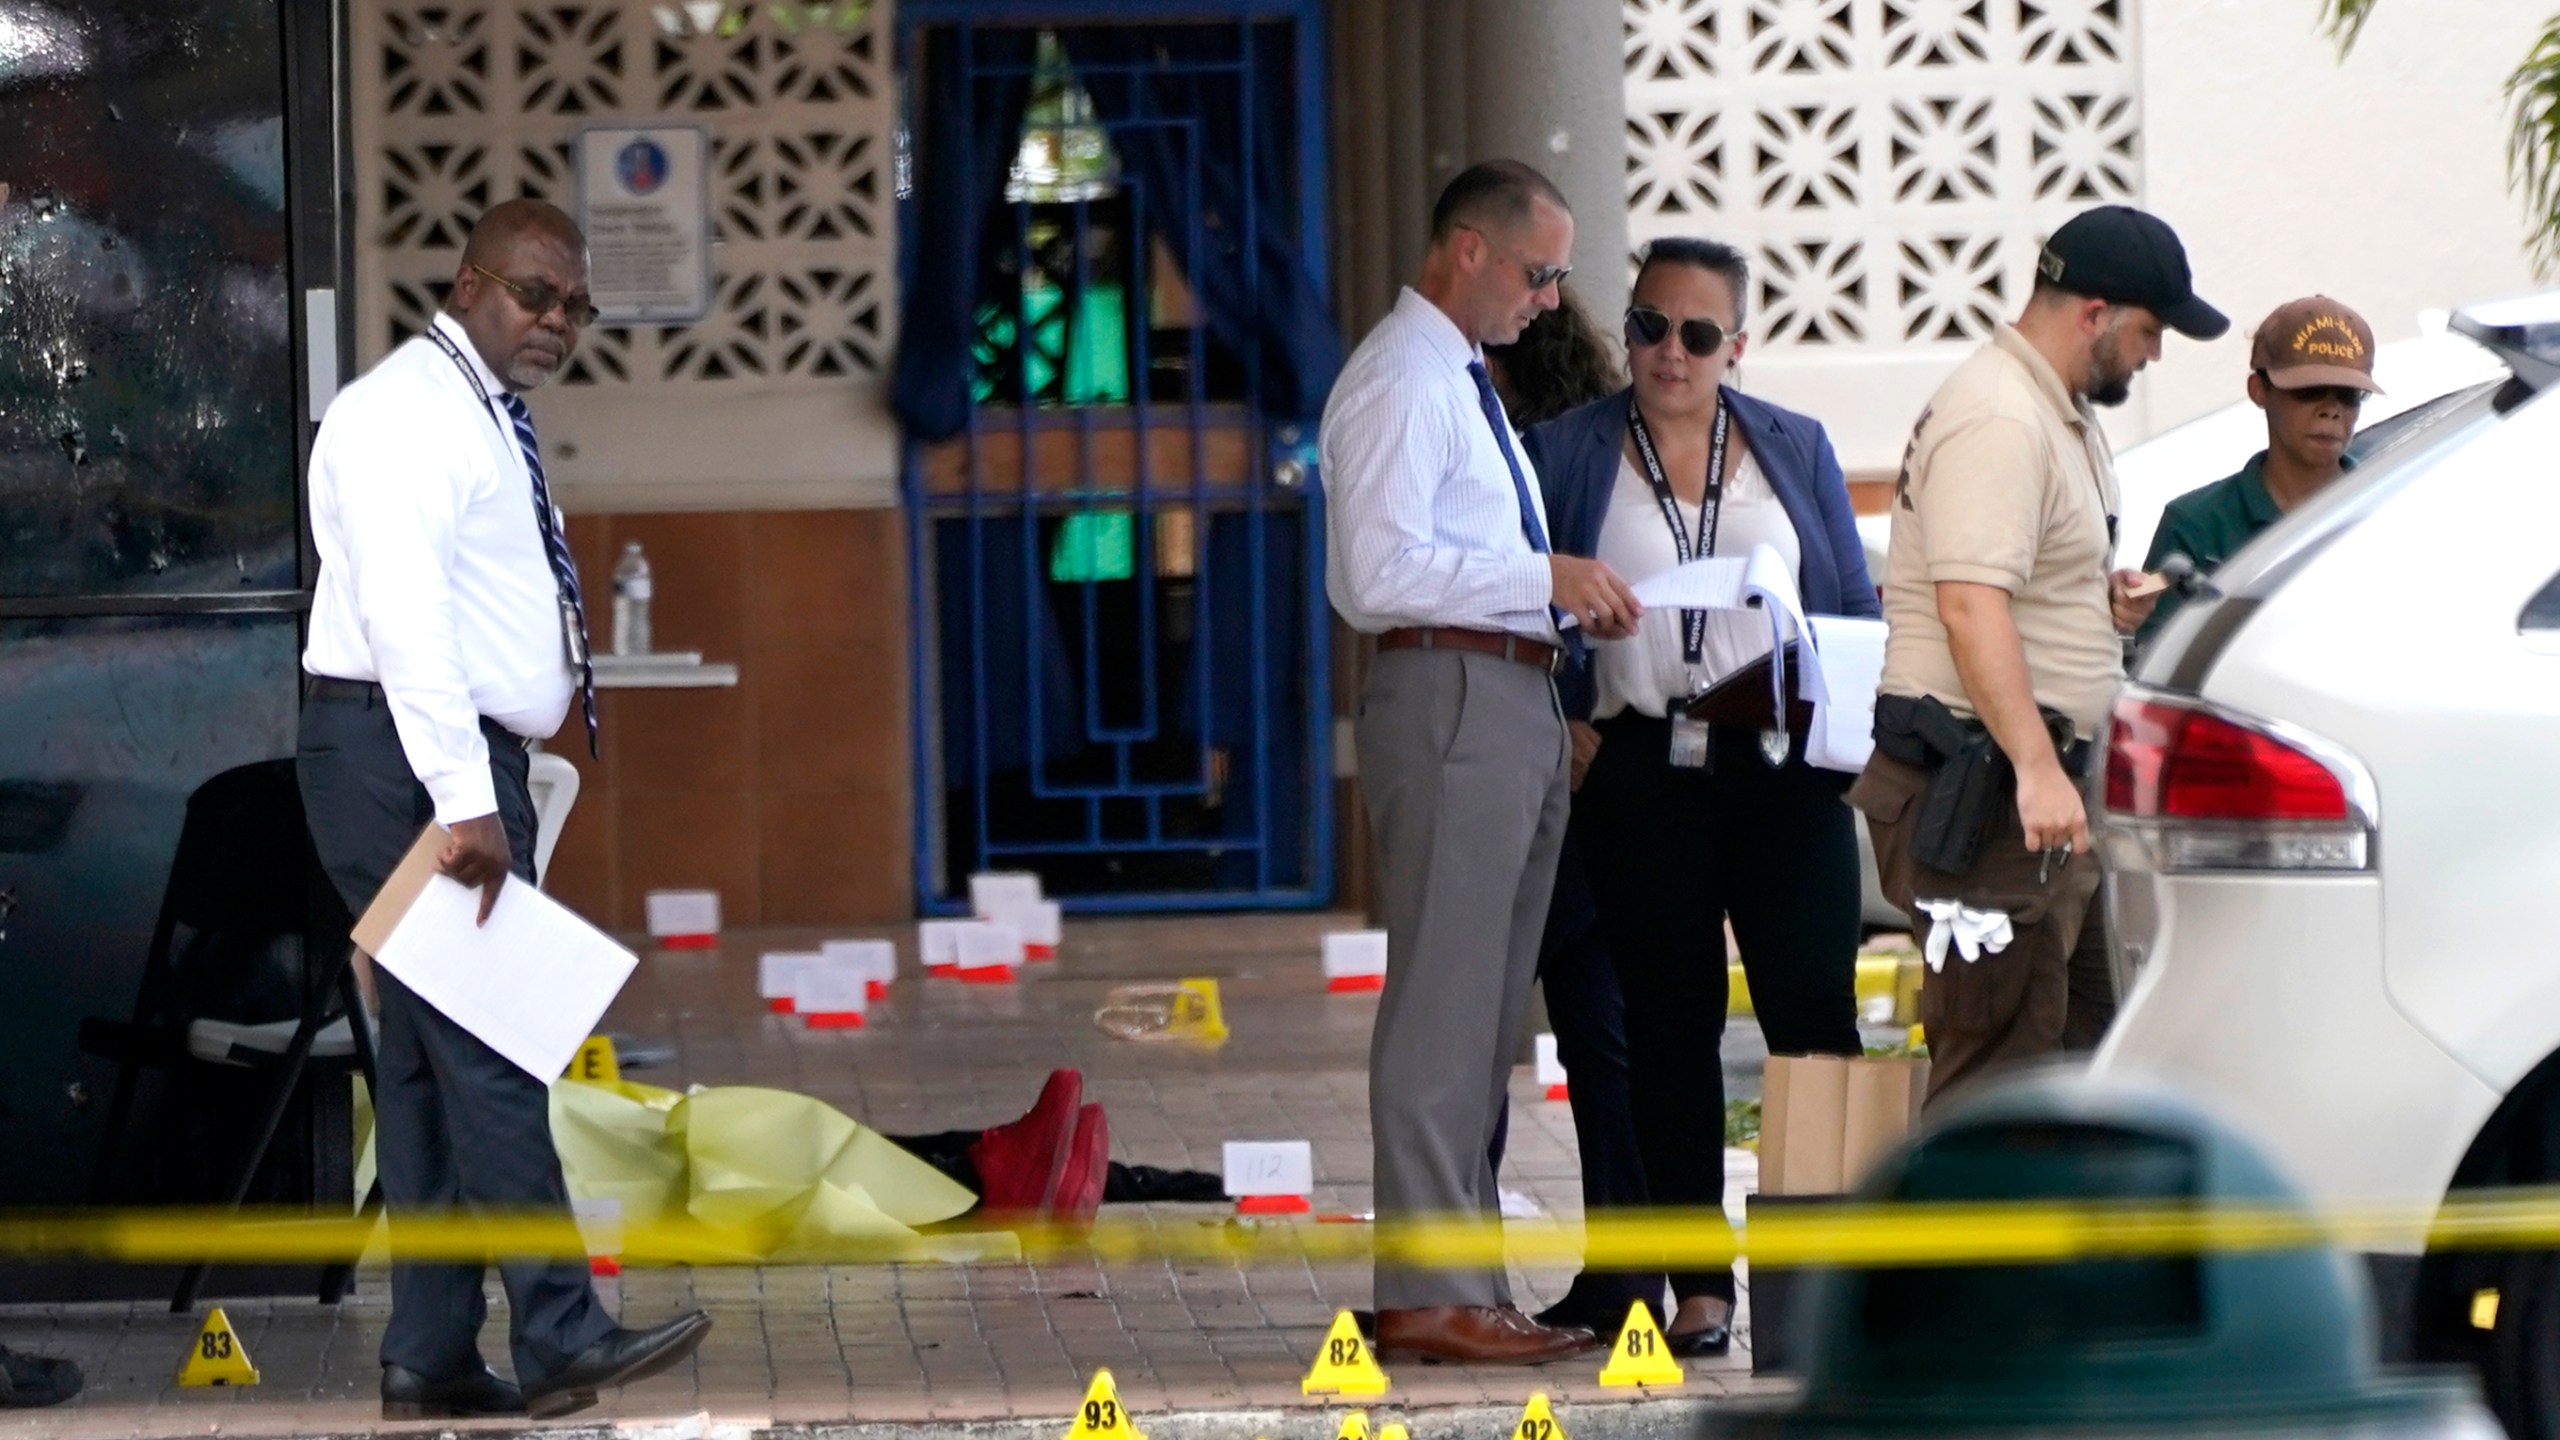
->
[1534,1282,1665,1338]
[1666,1318,1732,1357]
[523,1312,712,1420]
[381,1363,525,1419]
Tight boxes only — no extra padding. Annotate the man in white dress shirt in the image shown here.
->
[299,200,709,1420]
[1322,161,1639,1365]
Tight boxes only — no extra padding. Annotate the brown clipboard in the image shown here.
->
[351,823,453,957]
[1681,642,1816,732]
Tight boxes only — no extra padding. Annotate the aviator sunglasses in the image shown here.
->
[1456,225,1572,291]
[472,264,601,329]
[1625,305,1729,358]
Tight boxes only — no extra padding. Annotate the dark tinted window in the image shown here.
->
[0,0,299,598]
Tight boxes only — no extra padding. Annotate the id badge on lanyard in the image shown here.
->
[1628,401,1732,770]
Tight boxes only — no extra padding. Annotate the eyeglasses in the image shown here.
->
[1624,306,1729,358]
[2255,371,2368,409]
[1458,225,1572,291]
[472,264,600,329]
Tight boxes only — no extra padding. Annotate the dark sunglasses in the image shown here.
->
[473,264,600,328]
[1457,224,1571,291]
[1624,306,1729,357]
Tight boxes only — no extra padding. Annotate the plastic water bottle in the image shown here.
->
[611,541,652,656]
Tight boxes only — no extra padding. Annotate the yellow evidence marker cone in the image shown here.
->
[1333,1410,1372,1440]
[1512,1392,1568,1440]
[1378,1425,1411,1440]
[1302,1310,1390,1397]
[177,1306,260,1386]
[1064,1368,1146,1440]
[567,1033,621,1084]
[1597,1300,1684,1387]
[1168,978,1231,1045]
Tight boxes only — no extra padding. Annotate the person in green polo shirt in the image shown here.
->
[2138,296,2383,644]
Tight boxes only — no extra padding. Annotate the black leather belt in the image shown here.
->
[301,674,532,749]
[301,673,382,703]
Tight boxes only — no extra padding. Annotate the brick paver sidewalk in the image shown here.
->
[0,914,1782,1438]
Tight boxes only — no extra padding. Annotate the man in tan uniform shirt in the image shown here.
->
[1848,206,2227,1100]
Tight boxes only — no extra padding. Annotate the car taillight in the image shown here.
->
[2103,689,2373,873]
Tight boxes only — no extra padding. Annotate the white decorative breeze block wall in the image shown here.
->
[1622,0,2144,468]
[351,0,902,510]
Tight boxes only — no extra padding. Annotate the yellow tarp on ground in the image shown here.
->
[361,1078,1019,1265]
[553,1080,1017,1264]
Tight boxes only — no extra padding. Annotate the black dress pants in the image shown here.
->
[1529,826,1658,1318]
[297,690,613,1385]
[1578,712,1863,1304]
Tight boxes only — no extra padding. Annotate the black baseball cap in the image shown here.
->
[2036,205,2230,340]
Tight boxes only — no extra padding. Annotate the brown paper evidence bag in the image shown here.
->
[1758,1053,1930,1196]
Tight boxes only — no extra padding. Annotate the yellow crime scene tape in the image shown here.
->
[18,1191,2560,1269]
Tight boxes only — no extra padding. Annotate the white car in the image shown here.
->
[1844,313,2513,932]
[2086,294,2560,1436]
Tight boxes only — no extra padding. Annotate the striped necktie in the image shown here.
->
[496,392,599,758]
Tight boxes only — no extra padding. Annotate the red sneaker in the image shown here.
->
[966,1069,1081,1217]
[1047,1104,1110,1229]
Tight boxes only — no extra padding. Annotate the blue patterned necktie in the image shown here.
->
[496,393,599,758]
[1465,360,1580,661]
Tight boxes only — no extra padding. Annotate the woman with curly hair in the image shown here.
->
[1485,283,1624,426]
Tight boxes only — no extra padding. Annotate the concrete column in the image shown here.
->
[1383,0,1432,282]
[1330,0,1399,336]
[1463,0,1630,322]
[1421,0,1470,203]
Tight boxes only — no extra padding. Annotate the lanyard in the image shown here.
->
[425,323,577,634]
[423,323,522,456]
[1626,396,1731,664]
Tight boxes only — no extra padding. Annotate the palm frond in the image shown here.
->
[2505,15,2560,278]
[2315,0,2381,55]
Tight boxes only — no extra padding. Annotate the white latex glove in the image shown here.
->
[1916,898,2016,973]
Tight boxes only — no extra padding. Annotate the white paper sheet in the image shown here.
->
[1628,555,1748,611]
[373,871,638,1081]
[1627,544,1822,714]
[1806,614,1888,773]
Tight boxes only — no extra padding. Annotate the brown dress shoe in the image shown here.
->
[1374,1305,1598,1365]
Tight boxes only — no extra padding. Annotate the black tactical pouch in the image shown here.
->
[1873,693,2071,874]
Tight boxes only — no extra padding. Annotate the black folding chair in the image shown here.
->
[75,758,380,1309]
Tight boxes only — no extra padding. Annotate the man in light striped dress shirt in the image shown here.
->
[1322,161,1640,1366]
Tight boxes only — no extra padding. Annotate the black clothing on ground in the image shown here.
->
[886,1130,1222,1205]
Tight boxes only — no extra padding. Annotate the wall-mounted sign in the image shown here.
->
[574,124,712,325]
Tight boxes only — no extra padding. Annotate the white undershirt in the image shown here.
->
[1591,445,1804,720]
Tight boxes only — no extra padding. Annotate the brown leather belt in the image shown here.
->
[1377,626,1563,676]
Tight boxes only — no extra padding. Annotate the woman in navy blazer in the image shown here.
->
[1521,238,1878,1356]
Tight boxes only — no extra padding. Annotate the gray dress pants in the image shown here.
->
[1356,647,1570,1310]
[297,689,614,1385]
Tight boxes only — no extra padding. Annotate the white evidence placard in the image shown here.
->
[1222,1140,1315,1198]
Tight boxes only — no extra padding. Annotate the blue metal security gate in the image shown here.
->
[895,1,1336,912]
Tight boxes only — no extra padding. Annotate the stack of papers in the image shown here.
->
[1611,544,1889,776]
